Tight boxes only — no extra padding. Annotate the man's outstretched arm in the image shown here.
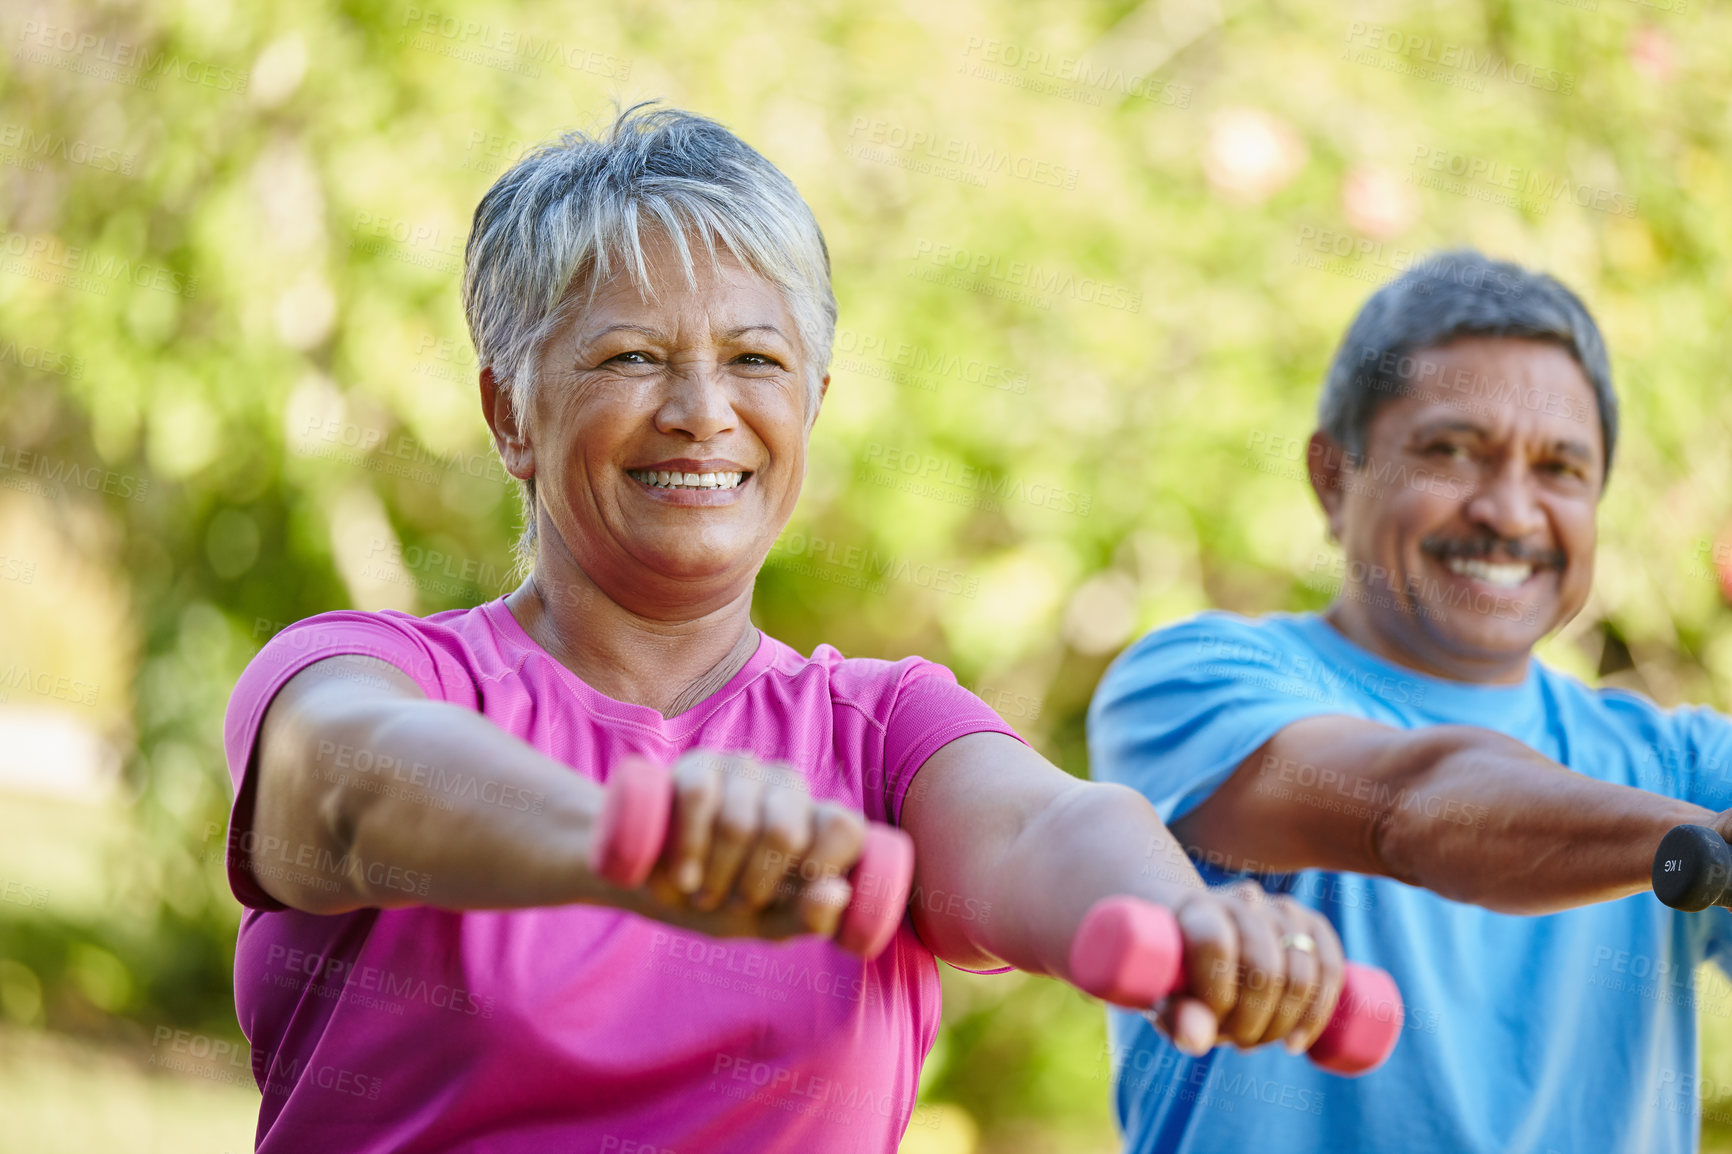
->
[1172,715,1716,916]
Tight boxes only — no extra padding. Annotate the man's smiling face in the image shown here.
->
[1310,335,1606,683]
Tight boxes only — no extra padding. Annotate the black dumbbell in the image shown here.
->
[1652,824,1732,911]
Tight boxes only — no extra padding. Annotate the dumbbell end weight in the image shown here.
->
[1652,824,1732,912]
[835,825,916,959]
[589,755,674,889]
[1068,895,1184,1006]
[589,756,914,959]
[1308,963,1404,1077]
[1068,896,1403,1076]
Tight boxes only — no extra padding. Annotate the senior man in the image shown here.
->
[1090,250,1732,1152]
[222,104,1345,1154]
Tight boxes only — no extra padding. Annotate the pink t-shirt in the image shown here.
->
[222,598,1023,1154]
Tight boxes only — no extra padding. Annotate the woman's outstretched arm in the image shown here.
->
[899,732,1345,1054]
[245,654,865,941]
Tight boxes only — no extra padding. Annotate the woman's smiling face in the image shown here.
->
[492,234,821,614]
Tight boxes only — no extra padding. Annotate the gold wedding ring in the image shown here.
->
[1279,931,1318,955]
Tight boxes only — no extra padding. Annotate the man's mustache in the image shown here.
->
[1421,535,1566,568]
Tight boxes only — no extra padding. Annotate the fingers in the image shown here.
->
[1288,907,1346,1055]
[737,779,814,910]
[661,751,866,936]
[692,755,768,912]
[1261,897,1321,1050]
[1152,997,1219,1057]
[795,804,865,937]
[668,751,726,898]
[1171,894,1241,1029]
[1216,882,1285,1048]
[1166,882,1348,1057]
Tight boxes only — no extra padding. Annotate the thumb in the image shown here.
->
[1152,996,1219,1057]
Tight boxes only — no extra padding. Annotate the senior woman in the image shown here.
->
[221,103,1343,1153]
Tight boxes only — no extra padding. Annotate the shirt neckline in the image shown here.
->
[480,597,776,735]
[1293,612,1544,709]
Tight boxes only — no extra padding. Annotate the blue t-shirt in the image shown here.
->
[1087,610,1732,1154]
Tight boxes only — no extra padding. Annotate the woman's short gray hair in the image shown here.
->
[461,101,838,562]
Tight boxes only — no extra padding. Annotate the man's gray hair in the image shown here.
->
[461,101,838,561]
[1318,250,1618,480]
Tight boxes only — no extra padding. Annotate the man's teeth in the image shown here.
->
[628,469,746,491]
[1445,558,1534,588]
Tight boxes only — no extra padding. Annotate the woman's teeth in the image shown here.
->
[628,469,746,491]
[1445,557,1534,588]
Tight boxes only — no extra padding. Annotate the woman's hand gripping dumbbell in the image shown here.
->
[589,752,915,958]
[1068,893,1405,1075]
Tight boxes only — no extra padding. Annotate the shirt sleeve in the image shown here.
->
[1661,705,1732,813]
[881,662,1029,828]
[879,661,1029,976]
[220,610,478,911]
[1087,613,1353,823]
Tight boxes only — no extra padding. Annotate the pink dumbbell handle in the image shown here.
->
[589,755,915,959]
[1068,895,1404,1076]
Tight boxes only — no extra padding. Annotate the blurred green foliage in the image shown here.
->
[1,0,1730,1149]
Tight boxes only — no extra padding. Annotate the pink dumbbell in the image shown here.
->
[1068,895,1403,1076]
[589,754,916,959]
